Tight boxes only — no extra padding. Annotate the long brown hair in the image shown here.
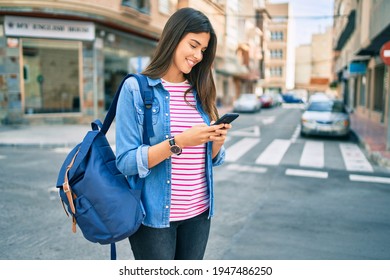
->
[142,7,219,121]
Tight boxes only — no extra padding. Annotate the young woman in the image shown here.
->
[115,7,232,260]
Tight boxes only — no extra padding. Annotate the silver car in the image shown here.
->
[233,93,262,113]
[300,99,350,137]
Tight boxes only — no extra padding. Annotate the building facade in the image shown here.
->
[0,0,174,124]
[261,1,293,94]
[295,27,334,96]
[0,0,266,125]
[333,0,390,128]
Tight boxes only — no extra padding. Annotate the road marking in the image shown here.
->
[286,168,328,179]
[255,139,291,165]
[225,138,261,162]
[300,141,324,168]
[53,147,72,154]
[261,116,275,125]
[230,126,260,137]
[290,125,300,143]
[339,143,373,172]
[226,163,267,173]
[350,174,390,184]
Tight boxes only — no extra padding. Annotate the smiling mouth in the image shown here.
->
[186,59,196,67]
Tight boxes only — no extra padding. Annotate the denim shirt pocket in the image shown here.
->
[135,98,160,125]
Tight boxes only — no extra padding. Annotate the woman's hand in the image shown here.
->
[209,122,232,145]
[210,122,231,158]
[175,123,225,147]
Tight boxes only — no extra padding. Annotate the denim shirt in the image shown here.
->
[115,76,225,228]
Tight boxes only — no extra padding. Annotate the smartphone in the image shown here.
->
[213,113,239,125]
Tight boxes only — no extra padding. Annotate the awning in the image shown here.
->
[356,23,390,56]
[335,10,356,51]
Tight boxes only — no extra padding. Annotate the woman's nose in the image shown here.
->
[193,49,203,60]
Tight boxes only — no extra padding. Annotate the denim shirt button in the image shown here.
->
[165,113,169,116]
[165,135,169,138]
[167,180,170,184]
[165,205,169,209]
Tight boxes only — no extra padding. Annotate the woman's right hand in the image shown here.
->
[175,124,224,147]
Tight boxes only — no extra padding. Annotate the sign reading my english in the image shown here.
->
[4,16,95,41]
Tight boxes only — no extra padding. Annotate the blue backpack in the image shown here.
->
[56,73,154,260]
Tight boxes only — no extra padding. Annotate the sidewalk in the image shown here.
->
[0,107,389,169]
[350,113,390,168]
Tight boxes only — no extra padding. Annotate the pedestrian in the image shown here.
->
[115,7,232,260]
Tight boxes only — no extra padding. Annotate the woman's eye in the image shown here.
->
[190,44,196,49]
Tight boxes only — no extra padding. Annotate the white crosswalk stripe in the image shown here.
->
[255,139,291,165]
[225,138,261,162]
[339,143,373,172]
[300,141,324,168]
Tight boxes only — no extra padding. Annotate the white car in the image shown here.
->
[300,99,350,137]
[233,93,262,113]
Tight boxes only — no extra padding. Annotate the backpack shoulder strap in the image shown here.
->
[131,74,155,145]
[101,73,155,144]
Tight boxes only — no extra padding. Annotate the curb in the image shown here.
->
[352,129,390,169]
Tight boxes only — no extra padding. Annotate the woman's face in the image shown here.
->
[171,32,210,77]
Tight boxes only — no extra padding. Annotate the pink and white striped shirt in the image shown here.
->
[162,79,209,222]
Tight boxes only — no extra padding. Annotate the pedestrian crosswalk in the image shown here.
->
[255,139,291,165]
[225,138,260,162]
[300,141,324,168]
[224,136,374,173]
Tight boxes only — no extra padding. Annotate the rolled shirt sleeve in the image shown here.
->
[116,78,151,178]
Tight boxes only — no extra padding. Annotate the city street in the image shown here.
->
[1,105,390,260]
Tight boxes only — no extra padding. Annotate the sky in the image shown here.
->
[269,0,334,46]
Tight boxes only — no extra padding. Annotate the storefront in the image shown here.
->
[0,15,157,124]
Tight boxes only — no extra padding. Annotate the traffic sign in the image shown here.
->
[380,41,390,65]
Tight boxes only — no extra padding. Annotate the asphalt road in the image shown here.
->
[1,105,389,260]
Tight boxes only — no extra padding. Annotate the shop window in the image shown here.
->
[102,31,155,110]
[373,65,385,113]
[359,76,366,106]
[22,39,80,114]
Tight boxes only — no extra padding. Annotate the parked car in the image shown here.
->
[300,99,350,137]
[272,93,284,106]
[307,92,331,103]
[259,94,274,108]
[233,93,262,113]
[281,93,304,103]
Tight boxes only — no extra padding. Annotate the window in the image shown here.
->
[22,39,81,114]
[359,76,366,107]
[270,67,283,77]
[122,0,150,14]
[270,49,283,59]
[271,31,284,41]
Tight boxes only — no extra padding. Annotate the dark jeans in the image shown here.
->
[129,210,211,260]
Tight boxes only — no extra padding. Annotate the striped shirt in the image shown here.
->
[162,79,209,222]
